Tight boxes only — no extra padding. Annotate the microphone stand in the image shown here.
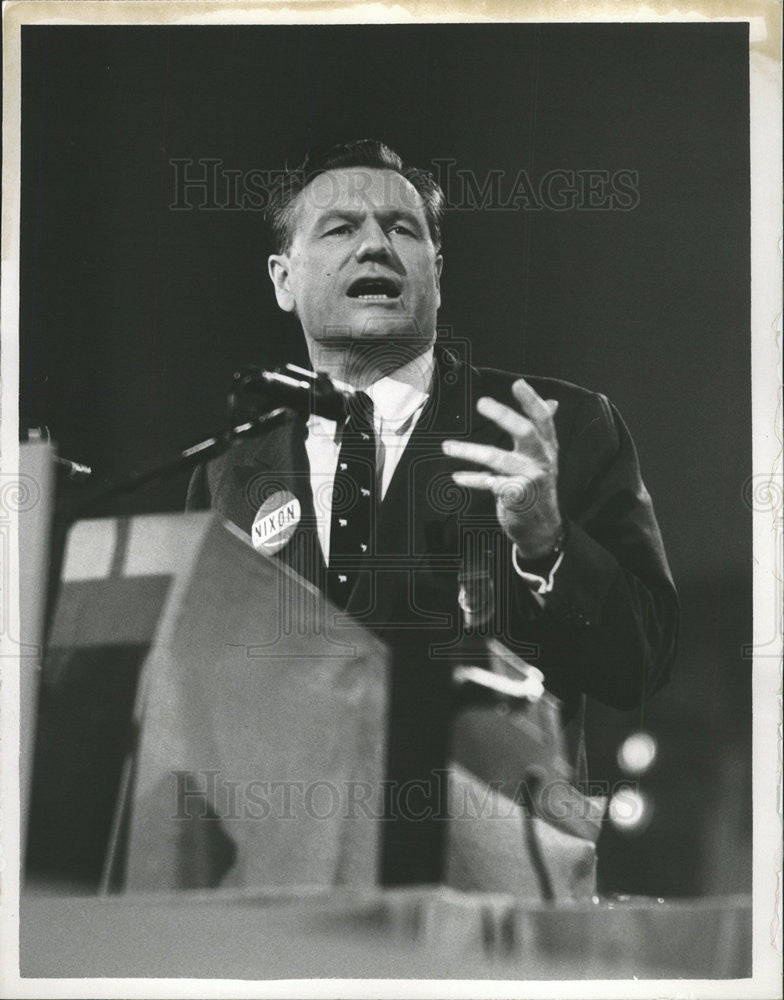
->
[42,407,289,646]
[43,361,352,642]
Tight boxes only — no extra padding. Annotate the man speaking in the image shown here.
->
[186,138,678,885]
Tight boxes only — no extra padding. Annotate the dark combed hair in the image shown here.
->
[265,139,445,254]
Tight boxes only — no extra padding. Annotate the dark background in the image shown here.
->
[21,23,751,895]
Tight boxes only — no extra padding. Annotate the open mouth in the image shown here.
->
[346,277,401,301]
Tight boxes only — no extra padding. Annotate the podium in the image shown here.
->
[29,511,602,899]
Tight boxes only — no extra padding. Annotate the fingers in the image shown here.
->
[510,378,559,441]
[450,471,543,511]
[442,439,530,476]
[474,380,558,448]
[476,395,530,437]
[442,381,559,479]
[511,377,552,421]
[475,395,548,457]
[451,471,503,491]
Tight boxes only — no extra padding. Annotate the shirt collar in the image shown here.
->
[307,348,434,439]
[364,349,434,427]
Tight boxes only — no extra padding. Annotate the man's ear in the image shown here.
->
[434,254,443,308]
[268,254,296,313]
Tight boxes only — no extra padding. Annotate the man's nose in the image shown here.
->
[354,220,393,261]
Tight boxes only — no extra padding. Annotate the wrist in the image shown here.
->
[514,520,568,571]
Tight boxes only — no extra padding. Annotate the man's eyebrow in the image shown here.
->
[313,210,362,226]
[313,208,425,230]
[377,209,425,229]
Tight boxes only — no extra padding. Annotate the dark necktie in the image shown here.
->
[326,392,377,610]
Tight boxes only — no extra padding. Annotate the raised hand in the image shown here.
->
[442,378,563,560]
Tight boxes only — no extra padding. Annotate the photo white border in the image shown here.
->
[1,1,781,998]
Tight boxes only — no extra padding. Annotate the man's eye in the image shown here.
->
[324,224,353,236]
[389,224,415,236]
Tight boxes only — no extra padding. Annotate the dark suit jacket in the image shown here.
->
[187,348,678,740]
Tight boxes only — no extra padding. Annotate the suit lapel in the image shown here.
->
[224,414,326,590]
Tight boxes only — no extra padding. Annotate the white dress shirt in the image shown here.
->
[305,351,434,563]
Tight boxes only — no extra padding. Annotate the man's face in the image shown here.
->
[268,168,443,356]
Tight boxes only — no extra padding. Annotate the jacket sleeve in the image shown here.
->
[510,391,679,710]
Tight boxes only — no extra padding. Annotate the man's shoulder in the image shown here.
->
[446,359,618,453]
[458,360,609,413]
[198,411,301,481]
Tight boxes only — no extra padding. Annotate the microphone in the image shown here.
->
[231,363,352,422]
[21,426,93,481]
[53,455,93,482]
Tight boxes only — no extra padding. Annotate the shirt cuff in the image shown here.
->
[512,543,566,595]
